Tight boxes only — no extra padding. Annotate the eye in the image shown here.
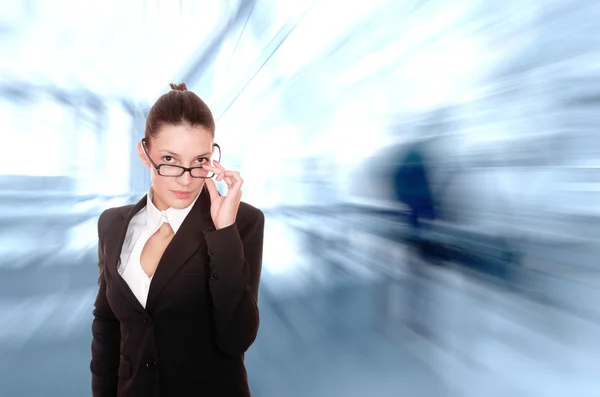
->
[196,157,209,163]
[162,156,174,162]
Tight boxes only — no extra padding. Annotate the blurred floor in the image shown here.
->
[0,215,455,397]
[2,211,600,397]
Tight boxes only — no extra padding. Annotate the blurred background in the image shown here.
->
[1,0,600,396]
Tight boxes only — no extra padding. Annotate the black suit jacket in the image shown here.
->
[90,187,264,397]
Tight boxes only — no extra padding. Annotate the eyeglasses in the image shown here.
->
[141,139,221,178]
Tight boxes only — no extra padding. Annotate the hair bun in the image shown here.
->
[169,82,188,91]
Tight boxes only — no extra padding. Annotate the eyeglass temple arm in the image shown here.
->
[212,143,221,162]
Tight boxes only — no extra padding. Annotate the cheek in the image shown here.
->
[150,172,171,191]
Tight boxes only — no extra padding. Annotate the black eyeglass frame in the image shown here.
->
[141,138,221,178]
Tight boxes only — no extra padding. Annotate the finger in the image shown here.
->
[216,170,241,180]
[214,170,240,186]
[201,163,220,173]
[204,178,220,200]
[203,162,239,176]
[221,171,242,186]
[222,183,243,204]
[213,160,226,171]
[216,172,233,186]
[225,171,243,185]
[219,170,241,178]
[201,163,229,183]
[202,164,232,184]
[225,172,244,192]
[204,160,226,174]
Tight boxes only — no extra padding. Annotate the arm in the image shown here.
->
[204,208,265,355]
[90,212,121,397]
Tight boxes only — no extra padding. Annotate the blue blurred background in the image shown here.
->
[2,0,600,396]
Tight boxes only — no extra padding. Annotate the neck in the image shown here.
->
[149,187,169,211]
[153,198,169,211]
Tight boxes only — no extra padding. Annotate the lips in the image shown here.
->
[173,191,192,199]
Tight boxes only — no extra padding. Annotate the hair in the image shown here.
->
[144,82,215,147]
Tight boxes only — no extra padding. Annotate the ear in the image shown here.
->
[137,141,151,169]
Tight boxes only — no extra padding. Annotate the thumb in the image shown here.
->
[204,178,220,200]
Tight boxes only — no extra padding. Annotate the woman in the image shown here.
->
[90,83,265,397]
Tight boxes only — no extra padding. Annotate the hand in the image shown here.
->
[202,160,244,230]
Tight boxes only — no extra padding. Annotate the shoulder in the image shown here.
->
[97,204,135,237]
[235,201,265,234]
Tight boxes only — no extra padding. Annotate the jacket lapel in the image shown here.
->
[105,195,148,314]
[146,187,215,309]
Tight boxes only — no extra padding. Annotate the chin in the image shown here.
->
[169,198,190,207]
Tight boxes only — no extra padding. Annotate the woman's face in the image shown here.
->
[138,124,214,211]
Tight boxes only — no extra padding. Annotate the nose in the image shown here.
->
[177,170,193,185]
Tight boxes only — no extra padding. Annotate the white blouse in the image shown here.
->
[118,187,199,308]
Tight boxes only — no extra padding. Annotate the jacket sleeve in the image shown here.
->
[204,208,265,355]
[90,211,121,396]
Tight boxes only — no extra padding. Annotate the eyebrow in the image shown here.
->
[158,150,212,158]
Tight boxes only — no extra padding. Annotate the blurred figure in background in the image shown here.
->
[392,112,451,264]
[394,142,436,237]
